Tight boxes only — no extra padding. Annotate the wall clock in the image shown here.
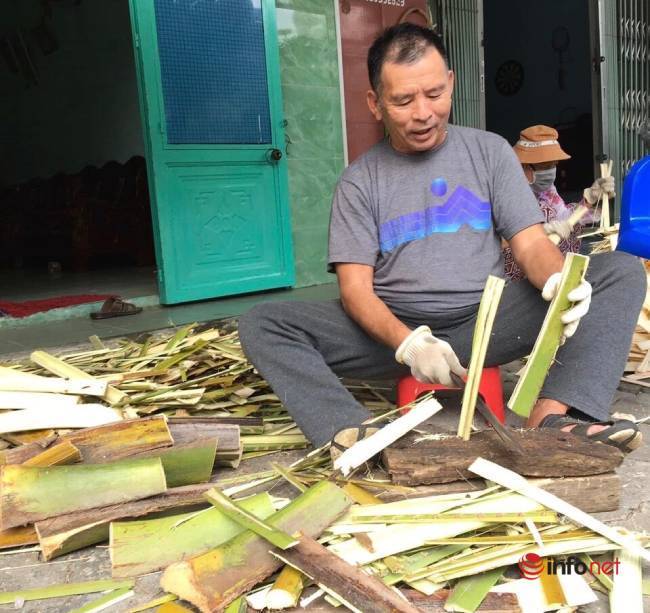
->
[495,59,524,96]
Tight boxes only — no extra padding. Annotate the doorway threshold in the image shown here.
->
[0,283,340,357]
[0,294,160,330]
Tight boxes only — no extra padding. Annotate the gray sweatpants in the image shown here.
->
[238,252,646,446]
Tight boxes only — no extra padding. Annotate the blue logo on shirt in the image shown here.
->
[379,183,492,253]
[430,177,448,197]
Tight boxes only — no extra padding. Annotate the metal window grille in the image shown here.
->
[438,0,485,129]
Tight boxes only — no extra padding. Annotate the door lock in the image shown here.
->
[266,148,283,163]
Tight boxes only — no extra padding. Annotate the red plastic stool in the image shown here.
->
[397,366,505,424]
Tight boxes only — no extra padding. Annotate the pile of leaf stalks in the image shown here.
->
[0,321,393,461]
[0,323,649,612]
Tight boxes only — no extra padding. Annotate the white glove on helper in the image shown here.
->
[542,272,592,340]
[543,219,573,240]
[395,325,467,385]
[583,176,616,205]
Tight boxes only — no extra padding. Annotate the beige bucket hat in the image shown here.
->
[513,125,571,164]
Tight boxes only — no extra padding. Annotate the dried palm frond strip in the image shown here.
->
[458,275,505,440]
[468,457,650,562]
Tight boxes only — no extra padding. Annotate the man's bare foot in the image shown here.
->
[526,398,607,436]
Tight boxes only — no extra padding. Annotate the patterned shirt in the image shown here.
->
[503,185,592,281]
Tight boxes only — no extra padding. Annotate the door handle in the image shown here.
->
[266,148,283,163]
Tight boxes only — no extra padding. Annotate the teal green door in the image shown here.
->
[129,0,294,304]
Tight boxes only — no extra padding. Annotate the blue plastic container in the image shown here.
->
[617,154,650,258]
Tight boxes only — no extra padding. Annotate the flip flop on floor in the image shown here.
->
[90,296,142,320]
[539,413,643,453]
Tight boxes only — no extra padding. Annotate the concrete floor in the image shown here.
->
[0,345,648,611]
[0,282,340,357]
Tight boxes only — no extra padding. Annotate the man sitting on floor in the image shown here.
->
[239,24,646,454]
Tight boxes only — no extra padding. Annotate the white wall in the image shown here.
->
[0,0,144,187]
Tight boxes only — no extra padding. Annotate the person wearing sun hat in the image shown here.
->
[503,124,615,280]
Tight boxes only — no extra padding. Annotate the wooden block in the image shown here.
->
[378,473,621,514]
[383,428,623,485]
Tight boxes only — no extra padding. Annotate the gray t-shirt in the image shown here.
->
[328,125,544,312]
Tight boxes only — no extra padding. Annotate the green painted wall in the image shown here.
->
[276,0,345,287]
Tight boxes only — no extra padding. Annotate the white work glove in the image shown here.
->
[543,219,573,240]
[542,273,592,341]
[583,176,615,205]
[395,325,466,385]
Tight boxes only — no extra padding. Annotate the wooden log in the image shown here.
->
[160,481,353,613]
[0,457,167,530]
[272,533,422,613]
[383,428,623,485]
[378,473,620,513]
[36,482,216,560]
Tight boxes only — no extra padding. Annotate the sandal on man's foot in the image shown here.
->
[330,425,380,464]
[539,413,642,453]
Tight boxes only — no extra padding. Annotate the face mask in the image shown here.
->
[530,167,557,193]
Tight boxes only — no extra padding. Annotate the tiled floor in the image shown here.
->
[0,282,340,357]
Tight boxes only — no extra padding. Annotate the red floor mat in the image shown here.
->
[0,294,113,318]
